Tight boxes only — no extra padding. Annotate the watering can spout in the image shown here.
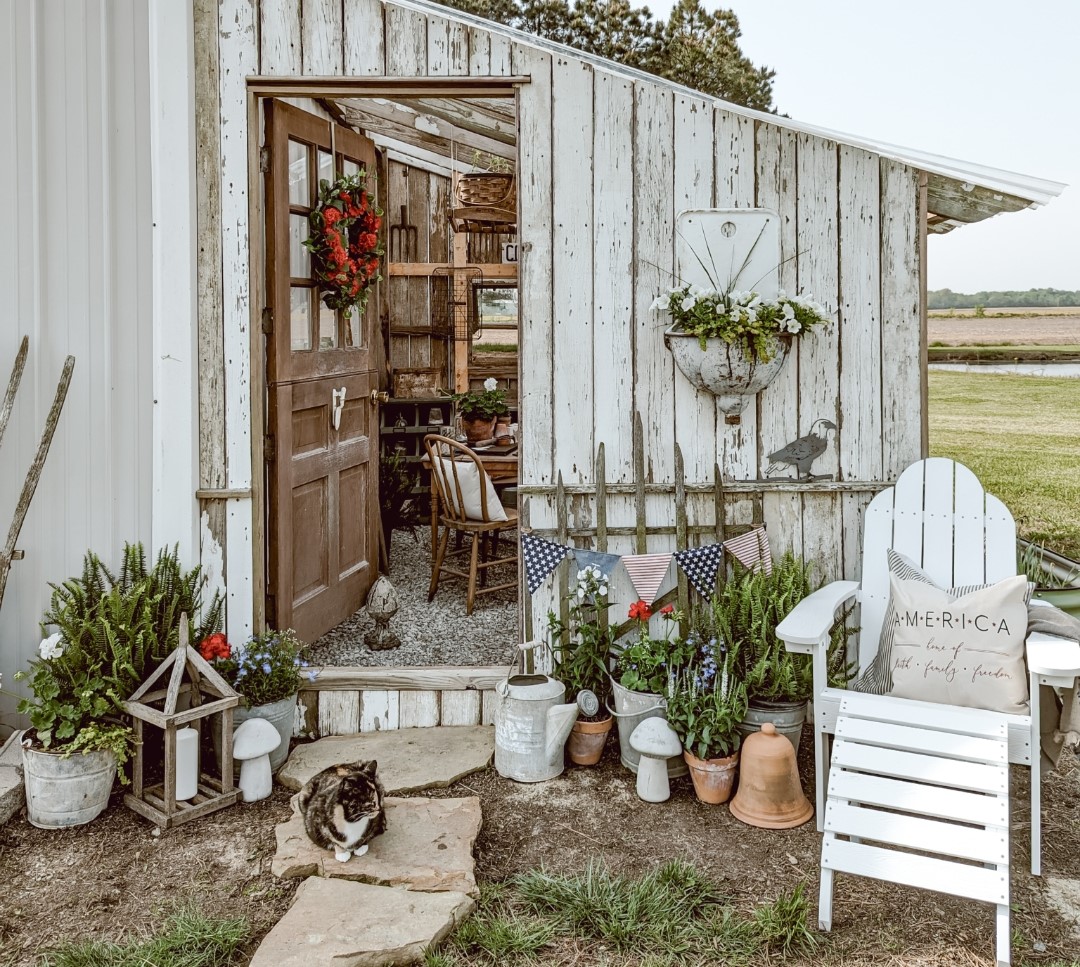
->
[545,703,580,765]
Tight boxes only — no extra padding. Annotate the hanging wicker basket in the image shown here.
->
[455,173,517,210]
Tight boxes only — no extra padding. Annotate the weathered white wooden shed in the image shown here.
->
[0,0,1064,734]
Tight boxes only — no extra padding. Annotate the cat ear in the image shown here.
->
[362,759,379,776]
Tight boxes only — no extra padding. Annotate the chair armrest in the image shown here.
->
[777,581,860,652]
[1026,631,1080,679]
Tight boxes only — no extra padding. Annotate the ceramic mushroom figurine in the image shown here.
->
[233,717,281,802]
[629,717,682,803]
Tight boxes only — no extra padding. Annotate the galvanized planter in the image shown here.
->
[23,742,116,829]
[664,329,792,424]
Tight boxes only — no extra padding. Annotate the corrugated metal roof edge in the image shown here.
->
[391,0,1067,214]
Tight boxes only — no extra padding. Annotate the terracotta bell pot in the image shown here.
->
[729,722,813,829]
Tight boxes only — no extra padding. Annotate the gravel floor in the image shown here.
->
[308,528,519,667]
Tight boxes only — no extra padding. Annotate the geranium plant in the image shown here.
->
[304,170,384,318]
[446,377,509,421]
[613,601,696,694]
[547,566,616,718]
[200,629,317,708]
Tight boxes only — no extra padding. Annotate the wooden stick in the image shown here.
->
[0,335,28,453]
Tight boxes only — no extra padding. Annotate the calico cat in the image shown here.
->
[298,759,387,862]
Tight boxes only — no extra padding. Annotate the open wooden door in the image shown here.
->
[265,100,381,642]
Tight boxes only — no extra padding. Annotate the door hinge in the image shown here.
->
[259,146,270,172]
[261,306,274,334]
[264,434,276,462]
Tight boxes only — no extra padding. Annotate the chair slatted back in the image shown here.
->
[858,458,1017,670]
[422,435,499,524]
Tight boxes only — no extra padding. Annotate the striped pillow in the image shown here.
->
[850,549,1031,695]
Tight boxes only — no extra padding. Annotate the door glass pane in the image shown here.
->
[319,303,338,350]
[342,158,360,178]
[289,214,310,279]
[344,310,363,349]
[288,140,309,206]
[318,150,334,190]
[290,287,312,351]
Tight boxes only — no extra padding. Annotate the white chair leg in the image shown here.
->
[1030,672,1042,876]
[818,865,834,931]
[814,725,830,832]
[995,902,1010,966]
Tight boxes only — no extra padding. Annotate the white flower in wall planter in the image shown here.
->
[38,633,64,660]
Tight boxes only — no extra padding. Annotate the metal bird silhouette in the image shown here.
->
[765,419,837,480]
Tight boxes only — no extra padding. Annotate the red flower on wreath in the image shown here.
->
[304,169,384,318]
[628,600,652,621]
[199,632,231,662]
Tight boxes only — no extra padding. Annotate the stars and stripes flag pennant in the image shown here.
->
[521,533,570,593]
[570,548,622,582]
[722,526,773,575]
[673,543,725,599]
[621,553,673,606]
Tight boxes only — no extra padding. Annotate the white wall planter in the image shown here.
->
[664,330,792,424]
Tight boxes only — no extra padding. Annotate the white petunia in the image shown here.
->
[650,294,669,311]
[39,633,64,660]
[680,295,697,312]
[483,377,498,392]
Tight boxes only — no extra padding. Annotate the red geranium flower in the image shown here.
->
[628,600,651,621]
[198,632,230,662]
[660,604,675,615]
[323,207,341,225]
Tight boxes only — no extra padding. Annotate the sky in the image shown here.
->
[649,0,1079,293]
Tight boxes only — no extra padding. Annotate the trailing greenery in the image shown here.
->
[547,566,616,713]
[928,287,1080,310]
[39,906,249,967]
[380,447,423,539]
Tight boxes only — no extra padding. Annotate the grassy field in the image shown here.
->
[928,370,1080,560]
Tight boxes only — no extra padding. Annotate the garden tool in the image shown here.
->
[389,204,419,262]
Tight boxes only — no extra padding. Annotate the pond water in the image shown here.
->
[929,362,1080,379]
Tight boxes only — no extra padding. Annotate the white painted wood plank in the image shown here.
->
[592,70,634,482]
[828,770,1008,828]
[426,14,449,76]
[837,146,881,481]
[890,459,926,565]
[879,159,922,476]
[802,493,843,583]
[513,43,554,488]
[302,0,343,75]
[488,31,512,76]
[441,690,481,726]
[467,25,490,75]
[672,95,716,484]
[260,0,301,74]
[218,0,258,640]
[319,689,361,735]
[481,689,498,726]
[447,17,467,75]
[632,81,676,484]
[398,690,441,727]
[984,493,1018,582]
[756,123,800,479]
[833,741,1008,793]
[385,4,427,75]
[841,491,871,582]
[821,836,1009,905]
[551,56,594,484]
[922,456,960,585]
[344,0,385,75]
[359,688,400,731]
[763,492,803,560]
[825,800,1008,864]
[839,692,1013,737]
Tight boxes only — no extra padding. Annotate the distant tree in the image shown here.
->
[927,288,1080,310]
[435,0,775,110]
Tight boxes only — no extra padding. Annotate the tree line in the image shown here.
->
[929,288,1080,310]
[436,0,775,109]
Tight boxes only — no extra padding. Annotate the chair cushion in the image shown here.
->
[438,457,508,522]
[887,572,1030,714]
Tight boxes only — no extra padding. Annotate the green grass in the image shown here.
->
[428,860,817,966]
[39,907,249,967]
[929,343,1080,352]
[928,370,1080,560]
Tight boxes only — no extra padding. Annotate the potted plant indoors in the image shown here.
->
[665,648,748,804]
[204,629,316,773]
[446,377,509,443]
[610,600,696,775]
[548,565,616,765]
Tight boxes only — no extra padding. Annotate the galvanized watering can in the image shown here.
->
[493,674,579,783]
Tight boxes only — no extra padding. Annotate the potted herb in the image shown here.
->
[204,629,317,773]
[446,378,509,442]
[547,566,616,765]
[665,653,748,804]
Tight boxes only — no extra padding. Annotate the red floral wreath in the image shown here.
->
[304,170,384,318]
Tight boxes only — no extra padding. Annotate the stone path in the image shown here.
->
[253,726,493,966]
[0,731,25,825]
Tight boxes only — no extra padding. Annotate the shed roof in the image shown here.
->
[380,0,1066,232]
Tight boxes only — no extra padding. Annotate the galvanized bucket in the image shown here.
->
[608,677,688,777]
[736,699,807,757]
[23,742,116,829]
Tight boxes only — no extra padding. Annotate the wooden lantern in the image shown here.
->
[123,618,241,827]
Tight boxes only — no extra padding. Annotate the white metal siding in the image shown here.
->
[0,0,153,733]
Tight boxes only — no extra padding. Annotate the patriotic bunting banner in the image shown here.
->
[521,533,570,593]
[722,526,773,575]
[674,543,725,599]
[621,553,673,605]
[570,548,622,582]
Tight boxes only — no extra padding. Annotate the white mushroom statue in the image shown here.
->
[233,717,281,802]
[629,718,682,803]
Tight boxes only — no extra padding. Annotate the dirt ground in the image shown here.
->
[928,312,1080,346]
[2,732,1079,967]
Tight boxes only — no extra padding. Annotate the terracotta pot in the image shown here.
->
[567,716,613,766]
[682,748,739,804]
[461,415,496,443]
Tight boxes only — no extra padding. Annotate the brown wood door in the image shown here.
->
[265,100,381,642]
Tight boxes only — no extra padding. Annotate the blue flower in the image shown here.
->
[293,657,301,667]
[237,667,247,679]
[262,662,272,675]
[306,670,318,682]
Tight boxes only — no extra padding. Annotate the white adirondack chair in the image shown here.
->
[776,457,1080,876]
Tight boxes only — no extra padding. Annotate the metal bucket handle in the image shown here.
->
[605,698,666,719]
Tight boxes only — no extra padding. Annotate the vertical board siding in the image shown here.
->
[260,0,301,73]
[344,0,385,74]
[1,0,153,720]
[385,4,427,75]
[302,0,344,75]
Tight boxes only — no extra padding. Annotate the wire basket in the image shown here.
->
[455,173,517,210]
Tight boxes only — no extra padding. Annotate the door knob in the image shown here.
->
[370,389,389,405]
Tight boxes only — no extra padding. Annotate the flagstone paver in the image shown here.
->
[0,732,24,825]
[1045,876,1080,938]
[272,795,481,896]
[248,877,474,967]
[277,726,493,794]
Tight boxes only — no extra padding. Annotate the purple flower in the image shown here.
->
[306,670,318,683]
[262,662,272,675]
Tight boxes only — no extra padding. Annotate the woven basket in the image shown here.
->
[456,173,516,210]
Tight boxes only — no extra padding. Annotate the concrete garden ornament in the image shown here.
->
[233,718,280,802]
[629,717,683,802]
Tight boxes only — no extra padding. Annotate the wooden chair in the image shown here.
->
[776,457,1080,877]
[423,435,518,614]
